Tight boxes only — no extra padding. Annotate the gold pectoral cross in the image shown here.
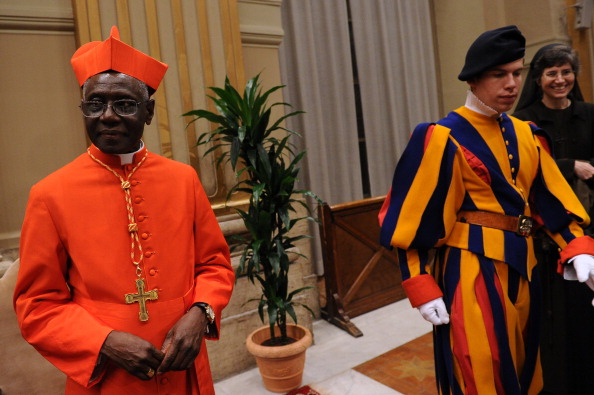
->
[125,278,159,322]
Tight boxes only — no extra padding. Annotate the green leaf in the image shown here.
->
[256,143,272,179]
[230,137,240,169]
[238,125,247,143]
[285,234,311,244]
[253,108,271,141]
[253,183,265,203]
[247,148,258,170]
[287,286,313,300]
[269,253,280,276]
[183,109,228,125]
[253,84,284,112]
[286,304,297,324]
[267,303,278,328]
[258,299,266,322]
[269,110,305,131]
[296,302,316,318]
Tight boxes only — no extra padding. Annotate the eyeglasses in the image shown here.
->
[543,69,574,79]
[79,99,150,117]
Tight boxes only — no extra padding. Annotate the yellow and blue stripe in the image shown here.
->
[379,107,591,394]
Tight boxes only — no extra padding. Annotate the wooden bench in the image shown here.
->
[318,196,405,337]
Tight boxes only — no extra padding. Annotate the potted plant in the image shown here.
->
[184,74,320,393]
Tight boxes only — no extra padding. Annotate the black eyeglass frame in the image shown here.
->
[79,99,151,118]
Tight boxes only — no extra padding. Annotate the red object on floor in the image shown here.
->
[284,385,321,395]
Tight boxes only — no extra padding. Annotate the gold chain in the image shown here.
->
[87,148,148,278]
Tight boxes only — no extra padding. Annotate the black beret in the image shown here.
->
[458,25,525,81]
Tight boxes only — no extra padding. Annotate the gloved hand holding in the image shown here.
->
[417,297,450,325]
[564,254,594,306]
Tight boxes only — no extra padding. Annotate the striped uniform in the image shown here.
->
[379,106,594,395]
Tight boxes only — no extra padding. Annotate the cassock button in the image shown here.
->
[141,232,149,240]
[508,154,513,160]
[160,377,169,385]
[505,140,509,146]
[125,164,134,171]
[131,180,139,186]
[134,197,143,204]
[145,251,153,258]
[511,167,515,173]
[501,127,506,132]
[138,215,146,222]
[149,268,157,276]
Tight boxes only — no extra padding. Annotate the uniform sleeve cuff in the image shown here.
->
[559,236,594,263]
[402,274,443,308]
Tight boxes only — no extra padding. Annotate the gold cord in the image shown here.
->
[87,148,148,278]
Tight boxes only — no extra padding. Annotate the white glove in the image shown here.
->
[565,254,594,306]
[417,297,450,325]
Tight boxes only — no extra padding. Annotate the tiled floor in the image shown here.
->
[214,299,432,395]
[354,332,436,394]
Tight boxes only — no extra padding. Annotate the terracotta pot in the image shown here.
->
[246,324,313,393]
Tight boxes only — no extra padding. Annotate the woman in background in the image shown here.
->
[514,43,594,395]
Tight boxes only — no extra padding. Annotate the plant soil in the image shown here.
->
[261,337,298,347]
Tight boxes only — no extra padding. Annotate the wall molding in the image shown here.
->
[240,24,283,46]
[237,0,283,47]
[0,2,74,32]
[239,0,282,6]
[0,15,74,33]
[0,231,20,250]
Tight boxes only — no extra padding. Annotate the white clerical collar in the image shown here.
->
[465,90,500,118]
[116,141,144,165]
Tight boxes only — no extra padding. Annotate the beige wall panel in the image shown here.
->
[506,0,567,61]
[205,1,231,88]
[432,0,570,116]
[238,0,283,46]
[0,0,72,23]
[238,0,282,85]
[0,32,86,249]
[483,0,506,28]
[569,0,594,101]
[432,0,486,116]
[242,46,282,89]
[239,0,288,176]
[151,1,197,167]
[97,0,116,38]
[242,45,286,129]
[181,1,216,194]
[181,0,232,199]
[219,0,245,87]
[213,0,248,199]
[127,0,163,156]
[153,1,191,166]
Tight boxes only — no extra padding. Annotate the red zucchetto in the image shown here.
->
[70,26,168,90]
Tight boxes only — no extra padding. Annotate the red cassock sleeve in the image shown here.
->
[14,183,114,386]
[189,170,235,339]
